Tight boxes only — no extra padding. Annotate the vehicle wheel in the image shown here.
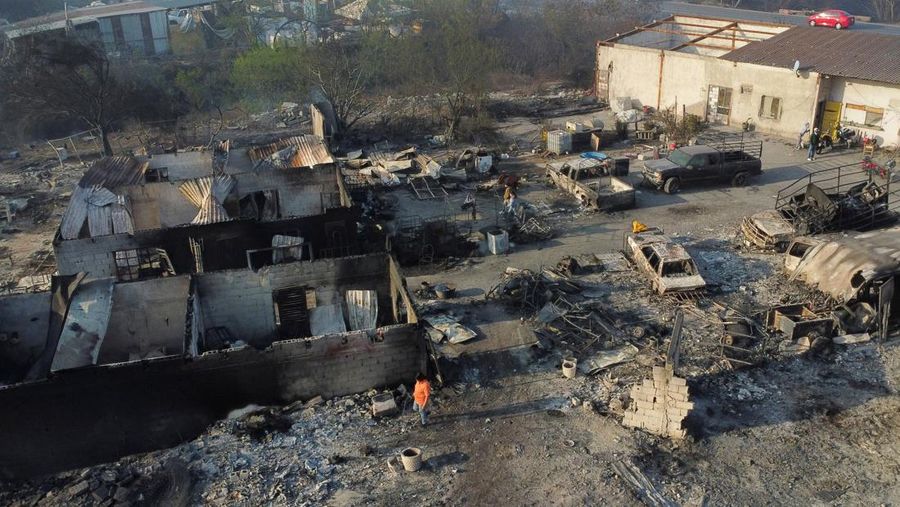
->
[835,23,843,29]
[732,172,749,187]
[663,177,680,194]
[809,20,816,26]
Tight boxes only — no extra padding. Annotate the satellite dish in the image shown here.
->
[792,60,801,76]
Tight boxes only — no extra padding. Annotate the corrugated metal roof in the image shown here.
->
[79,157,149,190]
[178,175,236,225]
[60,186,134,240]
[247,135,335,170]
[793,227,900,301]
[721,27,900,85]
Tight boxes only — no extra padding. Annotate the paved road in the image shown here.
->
[660,1,900,36]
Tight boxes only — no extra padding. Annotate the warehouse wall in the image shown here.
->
[596,43,821,139]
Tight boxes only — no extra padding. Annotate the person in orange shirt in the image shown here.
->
[413,372,431,426]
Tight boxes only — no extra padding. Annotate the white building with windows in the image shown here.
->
[596,15,900,147]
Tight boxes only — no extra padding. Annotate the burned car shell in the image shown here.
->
[625,231,706,294]
[546,158,635,211]
[741,210,796,251]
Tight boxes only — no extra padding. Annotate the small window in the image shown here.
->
[759,96,782,120]
[843,104,884,129]
[114,248,174,281]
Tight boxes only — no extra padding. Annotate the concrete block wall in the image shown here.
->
[100,276,192,363]
[272,325,423,401]
[54,234,141,278]
[622,366,693,439]
[194,268,277,345]
[194,254,391,347]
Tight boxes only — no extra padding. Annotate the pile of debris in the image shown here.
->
[0,388,434,507]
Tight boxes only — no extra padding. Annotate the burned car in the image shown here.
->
[742,176,897,251]
[625,230,706,294]
[546,157,635,211]
[741,210,796,252]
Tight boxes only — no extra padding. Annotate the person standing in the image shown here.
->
[412,373,431,426]
[504,185,518,213]
[808,128,820,161]
[797,122,810,150]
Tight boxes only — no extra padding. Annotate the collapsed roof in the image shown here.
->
[791,228,900,301]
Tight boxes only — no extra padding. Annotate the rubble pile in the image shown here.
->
[0,389,438,506]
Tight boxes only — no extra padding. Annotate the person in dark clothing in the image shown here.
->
[808,128,820,161]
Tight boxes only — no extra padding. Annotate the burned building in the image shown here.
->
[0,253,422,479]
[53,136,365,280]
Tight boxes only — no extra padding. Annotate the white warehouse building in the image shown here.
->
[596,15,900,148]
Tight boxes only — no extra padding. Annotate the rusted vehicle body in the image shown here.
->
[546,158,635,211]
[625,230,706,294]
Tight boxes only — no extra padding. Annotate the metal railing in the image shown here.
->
[775,162,898,234]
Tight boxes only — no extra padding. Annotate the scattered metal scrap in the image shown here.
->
[409,176,448,200]
[612,459,677,507]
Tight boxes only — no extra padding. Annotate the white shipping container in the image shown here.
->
[547,130,572,155]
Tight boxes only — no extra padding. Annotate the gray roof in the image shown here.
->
[2,1,166,38]
[721,26,900,85]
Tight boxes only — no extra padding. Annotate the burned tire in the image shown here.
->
[663,177,680,194]
[731,171,749,187]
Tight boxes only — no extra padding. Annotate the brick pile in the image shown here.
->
[622,365,693,439]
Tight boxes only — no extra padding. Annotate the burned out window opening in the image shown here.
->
[114,248,175,281]
[144,167,169,183]
[641,247,660,271]
[662,260,696,277]
[239,190,280,221]
[273,286,314,340]
[759,96,782,120]
[788,241,813,258]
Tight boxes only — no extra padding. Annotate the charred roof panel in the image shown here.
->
[793,228,900,301]
[79,157,149,190]
[247,135,335,170]
[721,27,900,85]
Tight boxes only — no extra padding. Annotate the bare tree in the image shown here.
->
[0,36,125,155]
[871,0,897,21]
[413,0,500,141]
[306,44,378,135]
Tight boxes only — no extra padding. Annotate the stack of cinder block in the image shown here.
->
[622,366,692,439]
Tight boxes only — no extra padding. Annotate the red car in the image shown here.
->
[808,9,855,29]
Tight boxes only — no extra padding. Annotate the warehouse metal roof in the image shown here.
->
[721,26,900,85]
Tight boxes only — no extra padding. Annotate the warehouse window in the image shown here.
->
[758,96,782,120]
[843,104,884,129]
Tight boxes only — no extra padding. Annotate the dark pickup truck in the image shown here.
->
[642,141,763,194]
